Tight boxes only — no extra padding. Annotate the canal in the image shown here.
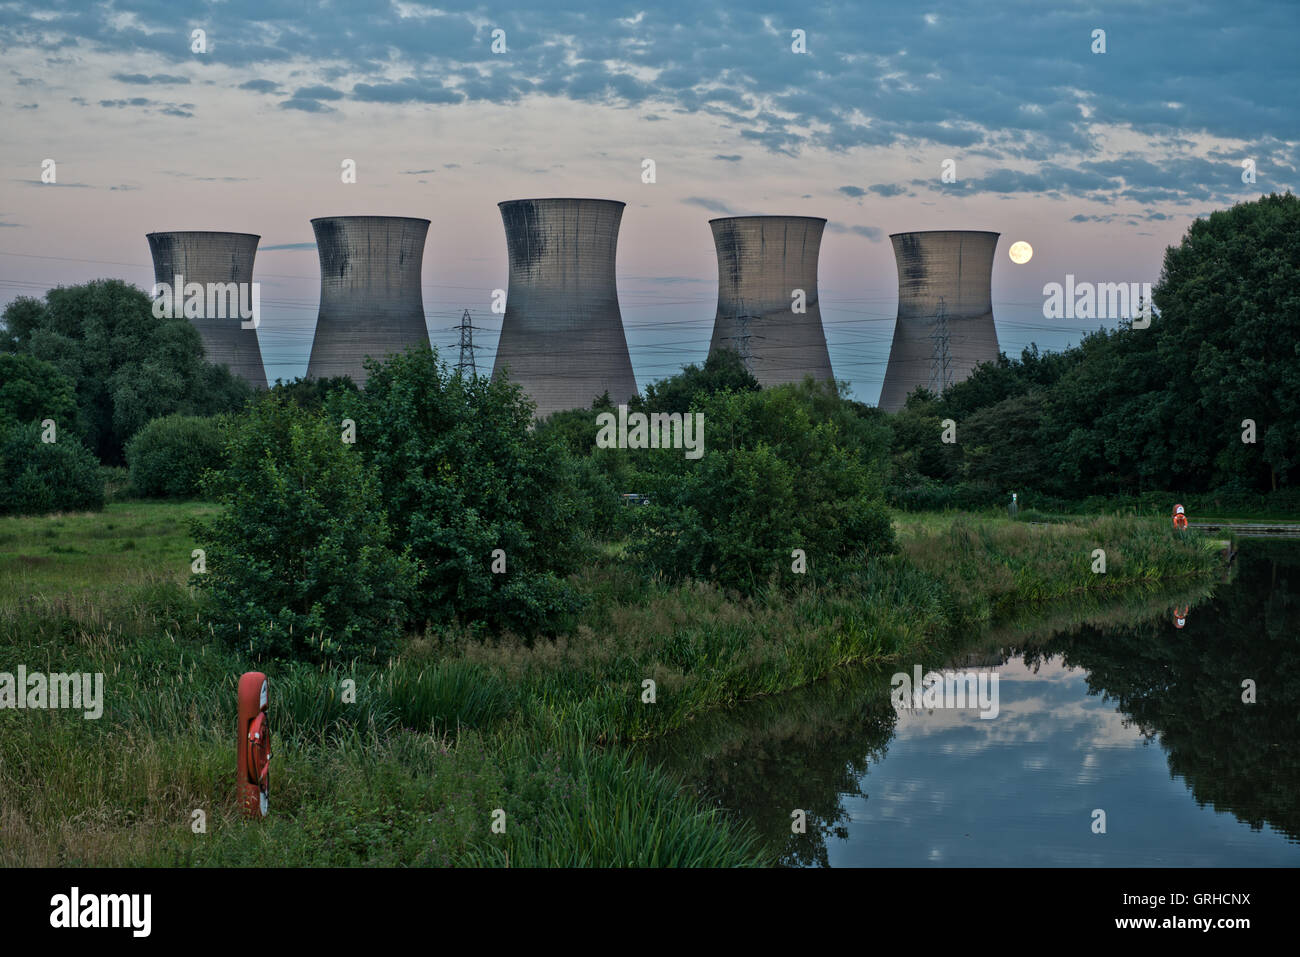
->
[644,539,1300,866]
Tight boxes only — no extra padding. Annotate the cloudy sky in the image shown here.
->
[1,0,1295,403]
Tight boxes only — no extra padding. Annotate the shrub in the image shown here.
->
[125,414,227,498]
[0,353,77,426]
[191,395,418,662]
[0,420,104,515]
[628,381,896,592]
[328,348,587,635]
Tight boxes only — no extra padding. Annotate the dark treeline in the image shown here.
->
[891,192,1300,511]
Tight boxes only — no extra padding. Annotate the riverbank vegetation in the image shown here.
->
[0,498,1217,866]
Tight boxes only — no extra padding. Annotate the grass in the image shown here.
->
[0,501,1221,867]
[0,501,214,604]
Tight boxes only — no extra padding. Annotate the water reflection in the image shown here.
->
[644,540,1300,866]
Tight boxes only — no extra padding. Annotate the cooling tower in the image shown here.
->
[146,231,267,388]
[878,230,1001,412]
[707,216,834,388]
[306,216,431,387]
[491,198,638,418]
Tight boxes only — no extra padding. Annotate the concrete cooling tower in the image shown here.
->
[306,216,431,388]
[146,231,267,388]
[707,216,834,388]
[878,230,1001,412]
[491,198,638,419]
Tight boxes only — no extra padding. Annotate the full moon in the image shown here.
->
[1009,241,1033,264]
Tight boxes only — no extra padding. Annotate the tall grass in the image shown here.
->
[0,503,1219,867]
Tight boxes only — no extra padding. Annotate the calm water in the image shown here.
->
[646,539,1300,866]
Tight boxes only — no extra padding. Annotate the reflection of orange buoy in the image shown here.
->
[1173,606,1188,629]
[1172,503,1188,531]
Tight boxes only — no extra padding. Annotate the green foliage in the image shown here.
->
[628,380,896,592]
[889,389,962,484]
[1,280,252,464]
[1155,192,1300,488]
[328,347,587,635]
[191,395,418,662]
[961,391,1052,490]
[631,348,760,412]
[889,193,1300,499]
[268,375,357,411]
[888,479,1004,512]
[0,421,104,516]
[125,414,227,498]
[0,353,77,427]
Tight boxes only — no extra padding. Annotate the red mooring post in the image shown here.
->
[237,672,270,819]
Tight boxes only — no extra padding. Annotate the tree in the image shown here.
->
[632,348,760,412]
[1,280,251,463]
[889,388,962,484]
[192,395,417,662]
[961,391,1052,492]
[0,353,76,426]
[329,347,587,635]
[268,375,357,411]
[1153,192,1300,489]
[629,382,895,592]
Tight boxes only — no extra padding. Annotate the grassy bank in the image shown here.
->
[0,502,1220,866]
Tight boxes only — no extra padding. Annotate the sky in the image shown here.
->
[1,0,1296,404]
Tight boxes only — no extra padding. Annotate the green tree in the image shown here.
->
[268,375,357,411]
[889,388,963,484]
[192,396,417,662]
[632,349,760,412]
[1153,192,1300,490]
[330,347,586,635]
[629,382,895,592]
[0,353,76,426]
[1,280,251,463]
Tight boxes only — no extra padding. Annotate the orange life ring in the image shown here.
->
[1173,514,1188,530]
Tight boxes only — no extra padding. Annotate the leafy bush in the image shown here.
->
[0,353,77,426]
[0,420,104,515]
[125,414,227,498]
[268,375,357,411]
[628,381,895,592]
[191,396,418,662]
[329,347,587,635]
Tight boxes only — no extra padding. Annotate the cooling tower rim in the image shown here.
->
[497,197,626,208]
[146,230,261,240]
[709,215,827,225]
[888,229,1001,239]
[310,215,431,226]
